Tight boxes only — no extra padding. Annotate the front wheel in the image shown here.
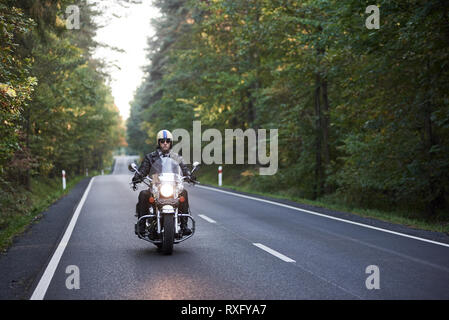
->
[161,215,174,255]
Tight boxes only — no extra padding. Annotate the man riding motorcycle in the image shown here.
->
[132,129,195,236]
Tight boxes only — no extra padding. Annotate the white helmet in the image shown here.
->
[156,129,173,149]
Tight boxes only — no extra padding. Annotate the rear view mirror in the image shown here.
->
[191,161,200,174]
[128,163,138,172]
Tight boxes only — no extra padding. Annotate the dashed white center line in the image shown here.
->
[197,214,295,263]
[198,214,217,224]
[253,243,296,263]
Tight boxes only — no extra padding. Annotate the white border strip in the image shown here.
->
[253,243,296,263]
[198,214,217,224]
[30,177,95,300]
[197,185,449,249]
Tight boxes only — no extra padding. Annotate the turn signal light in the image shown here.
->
[149,197,155,203]
[179,196,185,203]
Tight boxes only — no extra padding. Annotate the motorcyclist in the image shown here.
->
[132,129,194,236]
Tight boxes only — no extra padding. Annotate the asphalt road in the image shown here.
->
[27,156,449,299]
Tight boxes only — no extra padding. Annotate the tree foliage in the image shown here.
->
[1,0,125,191]
[129,0,449,217]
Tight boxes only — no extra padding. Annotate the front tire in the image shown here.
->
[161,215,174,255]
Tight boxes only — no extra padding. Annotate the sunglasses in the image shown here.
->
[158,139,172,144]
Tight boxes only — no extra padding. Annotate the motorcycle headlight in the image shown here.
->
[160,183,174,197]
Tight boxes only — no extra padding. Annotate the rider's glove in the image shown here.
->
[186,175,196,184]
[131,174,141,191]
[132,174,142,184]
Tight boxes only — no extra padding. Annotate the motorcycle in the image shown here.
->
[128,157,200,255]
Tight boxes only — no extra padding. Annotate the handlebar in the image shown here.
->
[130,165,152,189]
[130,165,199,190]
[182,175,200,185]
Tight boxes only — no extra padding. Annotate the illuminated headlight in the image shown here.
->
[160,184,174,197]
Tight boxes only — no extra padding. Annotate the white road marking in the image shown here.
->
[198,214,217,224]
[196,185,449,249]
[253,243,296,263]
[112,157,118,174]
[30,177,95,300]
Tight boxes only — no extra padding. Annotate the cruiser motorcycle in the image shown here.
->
[128,157,200,254]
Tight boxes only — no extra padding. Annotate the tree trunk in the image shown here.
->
[321,77,331,193]
[314,73,322,200]
[423,59,438,216]
[24,107,31,191]
[246,0,260,165]
[424,94,436,216]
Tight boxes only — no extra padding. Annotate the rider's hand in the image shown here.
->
[132,175,141,184]
[187,175,197,184]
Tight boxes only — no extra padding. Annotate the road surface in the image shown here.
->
[28,156,449,299]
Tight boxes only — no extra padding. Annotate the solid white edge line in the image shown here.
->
[253,243,296,263]
[30,177,95,300]
[196,185,449,249]
[198,214,217,224]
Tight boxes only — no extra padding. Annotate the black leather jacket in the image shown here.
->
[133,148,191,182]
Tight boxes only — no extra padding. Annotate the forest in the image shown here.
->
[1,0,448,237]
[127,0,449,221]
[1,0,125,236]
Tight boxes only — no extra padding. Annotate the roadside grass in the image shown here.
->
[196,164,449,234]
[0,174,86,252]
